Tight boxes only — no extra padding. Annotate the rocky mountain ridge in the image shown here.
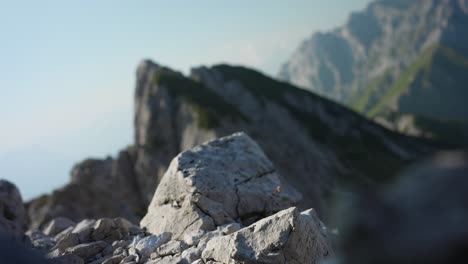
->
[26,60,444,230]
[280,0,468,143]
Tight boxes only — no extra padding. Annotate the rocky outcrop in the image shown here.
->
[8,147,468,263]
[27,58,441,228]
[133,60,438,218]
[141,132,301,238]
[30,207,329,264]
[0,179,27,239]
[27,217,145,263]
[280,0,468,103]
[22,133,330,264]
[202,207,330,264]
[27,149,145,229]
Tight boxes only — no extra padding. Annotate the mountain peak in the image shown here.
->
[279,0,468,144]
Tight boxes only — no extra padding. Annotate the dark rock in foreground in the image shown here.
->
[0,179,27,239]
[339,151,468,264]
[0,233,49,264]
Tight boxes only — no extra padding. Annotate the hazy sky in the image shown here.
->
[0,0,371,200]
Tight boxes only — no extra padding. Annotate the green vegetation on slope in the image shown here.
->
[152,69,249,129]
[214,65,415,186]
[349,45,468,146]
[368,45,438,117]
[366,45,468,118]
[350,70,392,112]
[213,64,336,142]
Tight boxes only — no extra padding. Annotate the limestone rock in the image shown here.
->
[33,216,147,263]
[0,179,26,238]
[141,132,301,238]
[22,132,337,264]
[156,240,188,257]
[101,254,125,264]
[26,149,144,229]
[132,232,171,260]
[53,232,80,252]
[66,241,108,260]
[202,207,331,264]
[54,226,74,242]
[27,230,56,252]
[48,254,84,264]
[43,217,76,237]
[180,246,201,263]
[72,219,96,243]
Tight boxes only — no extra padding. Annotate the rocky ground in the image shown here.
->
[1,133,331,264]
[2,132,468,263]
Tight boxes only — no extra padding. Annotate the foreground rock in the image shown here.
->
[202,207,330,264]
[32,208,329,264]
[22,133,331,264]
[0,179,26,239]
[28,217,145,263]
[141,132,302,239]
[339,151,468,264]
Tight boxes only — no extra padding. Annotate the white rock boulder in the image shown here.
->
[202,207,331,264]
[141,132,302,239]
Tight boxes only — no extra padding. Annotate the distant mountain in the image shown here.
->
[27,60,446,228]
[279,0,468,144]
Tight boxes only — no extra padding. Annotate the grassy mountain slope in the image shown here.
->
[197,65,443,186]
[349,45,468,144]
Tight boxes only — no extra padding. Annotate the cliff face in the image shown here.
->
[27,60,441,228]
[135,60,442,213]
[280,0,468,143]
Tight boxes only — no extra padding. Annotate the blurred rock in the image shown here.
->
[66,241,108,260]
[27,229,56,253]
[0,232,49,263]
[43,217,76,237]
[26,149,145,230]
[340,151,468,264]
[48,254,84,264]
[0,179,26,239]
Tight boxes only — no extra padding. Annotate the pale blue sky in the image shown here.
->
[0,0,371,200]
